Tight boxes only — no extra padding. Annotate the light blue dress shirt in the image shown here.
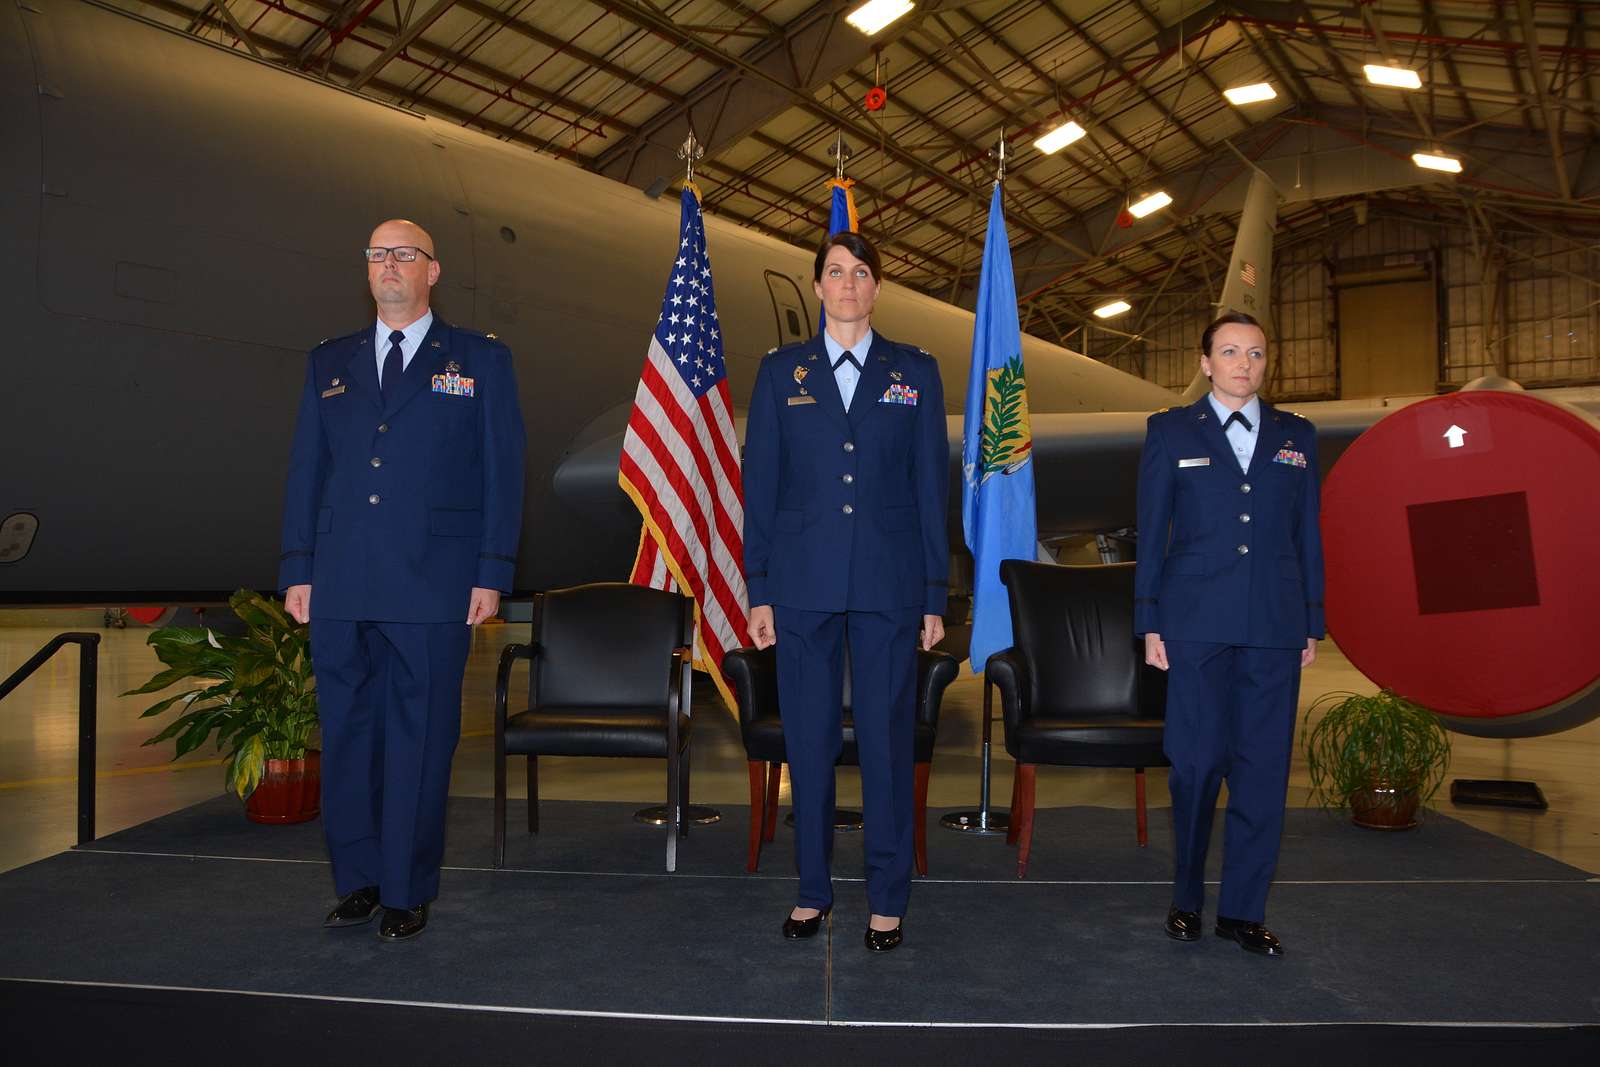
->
[1207,392,1261,473]
[374,309,434,386]
[822,327,873,411]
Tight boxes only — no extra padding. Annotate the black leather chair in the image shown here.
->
[723,645,959,875]
[492,583,694,871]
[987,560,1169,878]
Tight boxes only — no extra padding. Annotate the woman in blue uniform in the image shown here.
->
[1134,310,1324,957]
[742,232,949,952]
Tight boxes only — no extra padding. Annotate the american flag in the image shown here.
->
[1240,261,1258,287]
[618,185,749,712]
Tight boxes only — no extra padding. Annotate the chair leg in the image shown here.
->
[678,743,691,839]
[747,761,766,873]
[763,762,781,843]
[493,745,507,870]
[1135,767,1148,847]
[1015,764,1037,879]
[1006,764,1021,846]
[526,755,539,835]
[913,761,931,877]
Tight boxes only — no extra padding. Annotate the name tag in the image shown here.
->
[787,395,816,406]
[320,385,346,398]
[1177,457,1210,468]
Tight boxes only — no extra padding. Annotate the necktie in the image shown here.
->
[833,351,861,372]
[380,330,405,404]
[1223,410,1252,432]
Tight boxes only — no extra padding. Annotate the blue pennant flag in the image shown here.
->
[961,183,1037,672]
[819,178,858,330]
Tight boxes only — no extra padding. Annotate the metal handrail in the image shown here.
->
[0,632,100,843]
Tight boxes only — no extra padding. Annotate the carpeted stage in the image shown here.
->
[2,796,1597,1063]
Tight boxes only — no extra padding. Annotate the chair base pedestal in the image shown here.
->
[633,805,722,826]
[939,809,1010,835]
[784,809,864,832]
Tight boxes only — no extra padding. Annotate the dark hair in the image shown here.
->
[813,231,882,283]
[1199,310,1263,357]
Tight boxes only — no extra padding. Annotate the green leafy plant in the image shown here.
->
[1302,689,1451,821]
[126,589,317,800]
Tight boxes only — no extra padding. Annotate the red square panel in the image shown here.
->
[1406,491,1539,615]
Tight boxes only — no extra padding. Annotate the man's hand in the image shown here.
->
[1144,633,1169,671]
[920,614,945,652]
[285,584,311,625]
[1302,638,1318,668]
[748,605,776,649]
[467,587,501,626]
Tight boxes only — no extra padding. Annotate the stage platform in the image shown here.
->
[2,796,1597,1062]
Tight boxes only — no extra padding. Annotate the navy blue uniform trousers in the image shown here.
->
[1164,639,1301,923]
[311,620,470,910]
[776,605,920,917]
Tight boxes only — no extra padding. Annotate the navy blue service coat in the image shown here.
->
[277,316,526,620]
[742,331,949,617]
[1133,400,1324,648]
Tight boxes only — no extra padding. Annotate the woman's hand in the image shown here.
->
[1302,638,1318,668]
[1144,633,1168,671]
[748,605,776,649]
[920,614,944,651]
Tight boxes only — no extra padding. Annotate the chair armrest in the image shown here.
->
[668,644,691,751]
[722,646,779,746]
[985,647,1029,757]
[914,650,960,729]
[494,643,537,750]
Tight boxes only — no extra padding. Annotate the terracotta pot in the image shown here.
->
[1348,779,1420,830]
[245,749,321,824]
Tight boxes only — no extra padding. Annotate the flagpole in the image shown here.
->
[941,133,1013,838]
[632,127,722,855]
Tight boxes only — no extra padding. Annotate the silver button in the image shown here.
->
[1240,482,1252,493]
[1239,513,1250,523]
[842,504,854,515]
[369,494,380,505]
[843,441,855,453]
[1237,544,1249,555]
[370,457,382,468]
[842,474,854,484]
[378,424,389,433]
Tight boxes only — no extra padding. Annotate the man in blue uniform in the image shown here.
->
[743,232,948,952]
[1135,311,1323,957]
[279,218,526,941]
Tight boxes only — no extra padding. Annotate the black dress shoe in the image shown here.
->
[1215,916,1283,956]
[1164,906,1202,942]
[323,886,381,928]
[782,906,830,939]
[864,924,903,952]
[378,904,428,942]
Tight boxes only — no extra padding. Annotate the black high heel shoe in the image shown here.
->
[863,922,903,952]
[782,905,831,939]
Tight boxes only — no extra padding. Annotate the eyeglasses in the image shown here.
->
[363,246,435,263]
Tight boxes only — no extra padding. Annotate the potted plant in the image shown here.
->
[128,589,320,824]
[1302,689,1451,830]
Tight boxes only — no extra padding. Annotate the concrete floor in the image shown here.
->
[2,615,1597,876]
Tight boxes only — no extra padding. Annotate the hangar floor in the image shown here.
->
[2,616,1596,878]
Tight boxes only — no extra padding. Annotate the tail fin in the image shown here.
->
[1180,170,1280,402]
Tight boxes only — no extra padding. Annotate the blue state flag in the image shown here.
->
[961,183,1037,671]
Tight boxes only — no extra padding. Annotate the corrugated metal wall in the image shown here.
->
[1088,214,1600,398]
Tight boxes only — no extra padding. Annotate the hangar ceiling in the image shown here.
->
[104,0,1600,344]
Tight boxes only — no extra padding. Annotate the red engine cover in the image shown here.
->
[1322,389,1600,720]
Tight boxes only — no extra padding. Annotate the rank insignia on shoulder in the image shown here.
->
[485,333,498,340]
[430,339,442,348]
[794,366,809,385]
[879,383,919,406]
[432,373,475,397]
[766,347,778,355]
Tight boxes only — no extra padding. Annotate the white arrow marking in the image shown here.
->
[1443,424,1468,449]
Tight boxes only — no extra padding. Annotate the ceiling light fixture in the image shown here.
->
[1411,150,1462,173]
[1127,190,1172,219]
[1222,82,1276,106]
[1034,120,1086,155]
[1094,300,1132,319]
[845,0,914,36]
[1363,64,1422,90]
